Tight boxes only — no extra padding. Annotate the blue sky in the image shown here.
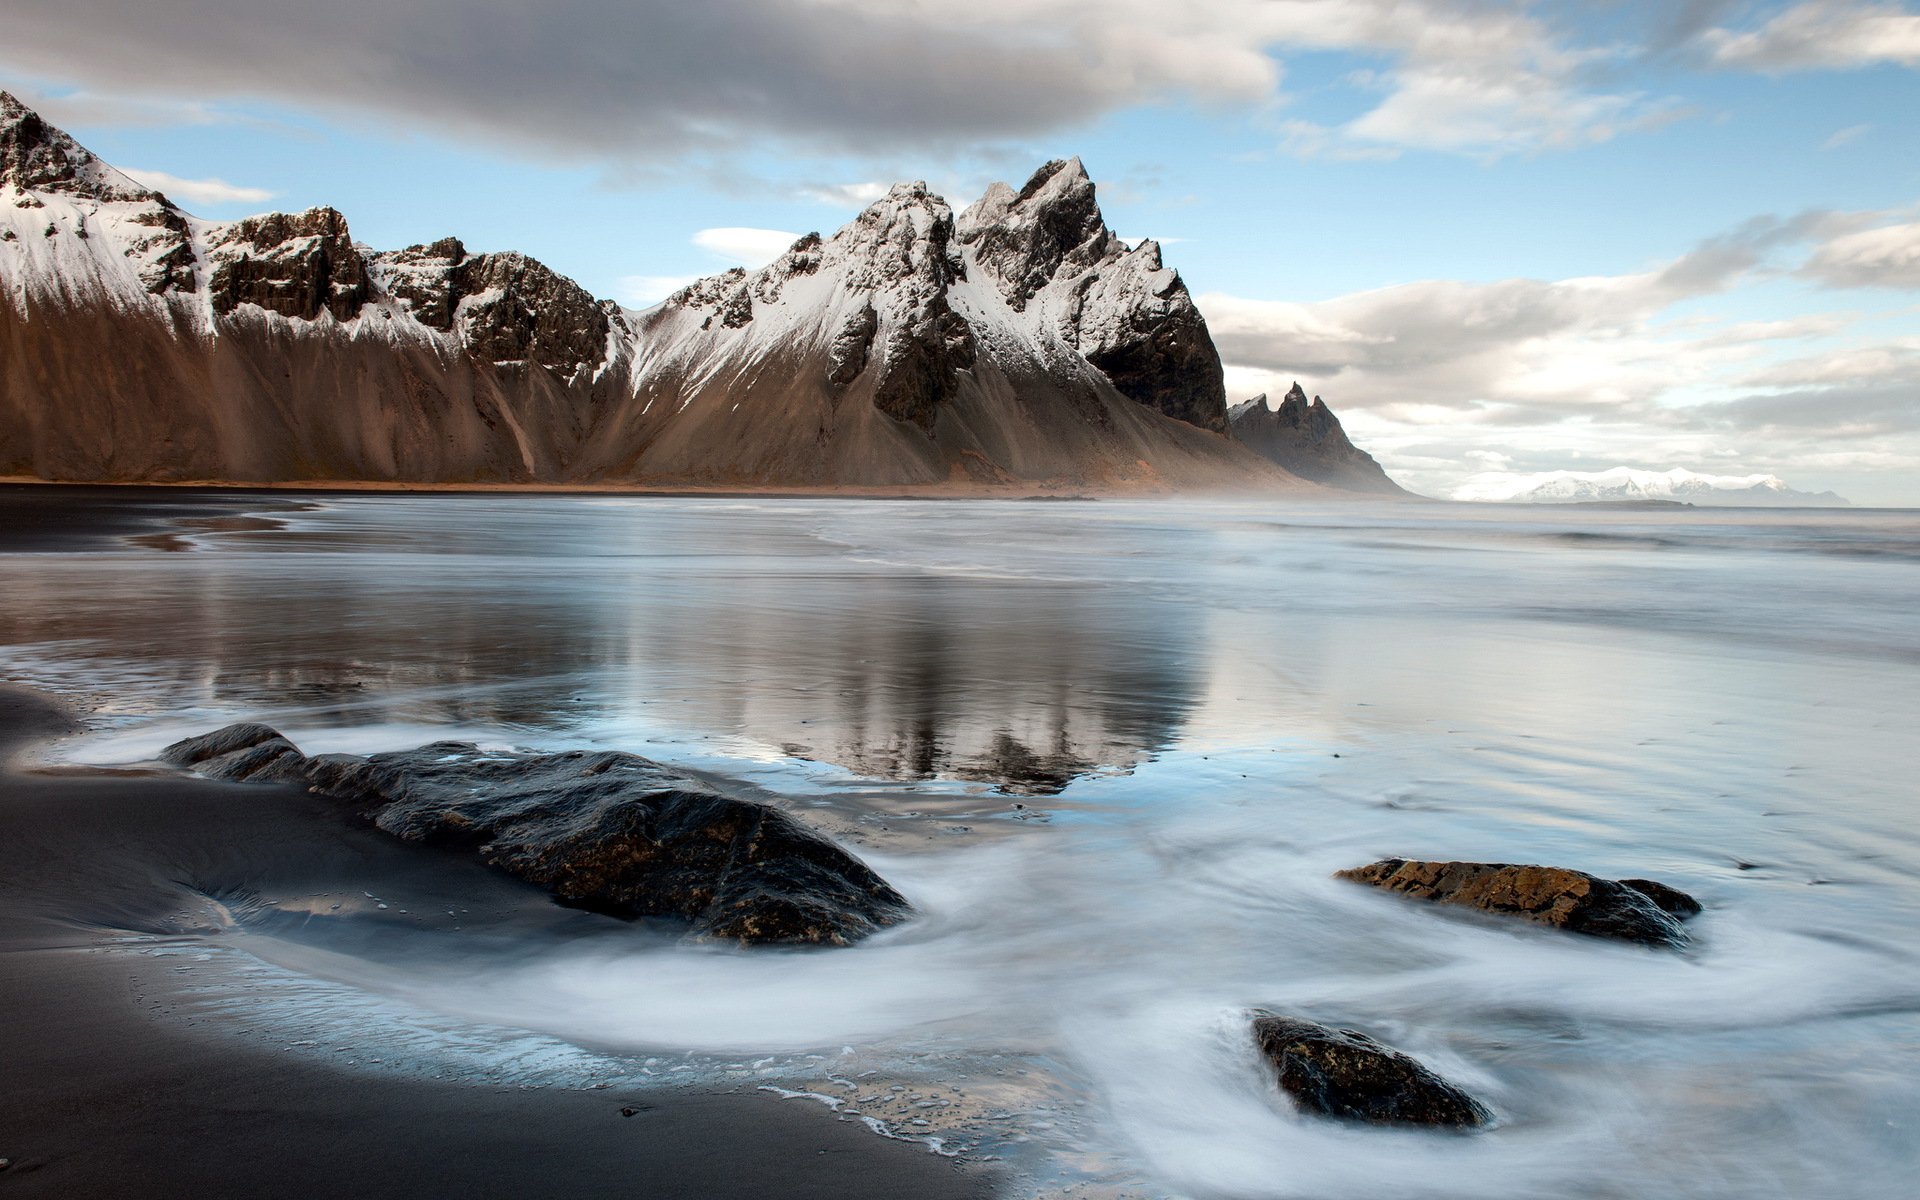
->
[6,1,1920,502]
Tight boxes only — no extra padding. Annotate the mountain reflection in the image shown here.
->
[0,497,1197,792]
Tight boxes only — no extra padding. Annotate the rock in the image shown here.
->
[956,158,1229,432]
[1335,859,1698,948]
[1252,1015,1491,1129]
[207,208,372,322]
[160,722,307,783]
[1228,384,1406,495]
[1618,877,1704,919]
[163,723,910,946]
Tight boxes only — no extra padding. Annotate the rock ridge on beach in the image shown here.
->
[1252,1014,1492,1129]
[1335,858,1699,948]
[162,722,910,945]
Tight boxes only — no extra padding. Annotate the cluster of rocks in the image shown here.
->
[1254,858,1701,1130]
[161,723,910,946]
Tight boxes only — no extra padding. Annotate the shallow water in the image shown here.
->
[5,495,1919,1197]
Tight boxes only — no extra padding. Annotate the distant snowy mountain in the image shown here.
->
[3,91,1397,493]
[1455,467,1851,507]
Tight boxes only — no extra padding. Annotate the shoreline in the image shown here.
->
[0,474,1337,501]
[0,684,996,1198]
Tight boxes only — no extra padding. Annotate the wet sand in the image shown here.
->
[0,686,993,1199]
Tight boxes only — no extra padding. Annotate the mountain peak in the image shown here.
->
[1,92,164,204]
[1230,385,1406,496]
[958,158,1115,312]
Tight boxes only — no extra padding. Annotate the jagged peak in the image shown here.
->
[1,91,166,204]
[1281,381,1309,407]
[956,158,1121,311]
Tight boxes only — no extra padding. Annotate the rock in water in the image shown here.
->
[1335,859,1698,948]
[1252,1015,1491,1129]
[160,722,309,783]
[161,724,910,945]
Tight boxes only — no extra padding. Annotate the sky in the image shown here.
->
[5,0,1919,503]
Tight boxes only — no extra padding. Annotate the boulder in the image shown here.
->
[1335,859,1698,949]
[161,724,910,946]
[1252,1015,1491,1129]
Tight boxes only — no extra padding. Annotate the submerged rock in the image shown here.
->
[161,724,910,946]
[1252,1015,1491,1129]
[1335,859,1699,948]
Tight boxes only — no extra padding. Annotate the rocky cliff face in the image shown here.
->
[957,159,1228,432]
[0,93,1365,492]
[1228,383,1406,496]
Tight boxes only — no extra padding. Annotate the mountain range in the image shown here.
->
[0,92,1400,495]
[1455,467,1851,507]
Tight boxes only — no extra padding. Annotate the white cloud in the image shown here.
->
[1199,204,1920,501]
[616,274,702,307]
[119,167,276,206]
[800,182,891,208]
[1800,220,1920,288]
[1822,121,1873,148]
[1706,2,1920,70]
[692,226,804,266]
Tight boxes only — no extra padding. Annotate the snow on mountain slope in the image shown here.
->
[1455,467,1851,507]
[0,92,1307,490]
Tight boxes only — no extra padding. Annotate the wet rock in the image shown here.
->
[1336,859,1698,948]
[1252,1015,1491,1129]
[163,724,910,946]
[160,722,307,783]
[1619,877,1704,919]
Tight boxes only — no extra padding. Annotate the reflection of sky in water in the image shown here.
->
[5,496,1920,1197]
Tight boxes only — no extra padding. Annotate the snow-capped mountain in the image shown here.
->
[0,92,1376,492]
[1455,467,1851,507]
[1227,383,1405,496]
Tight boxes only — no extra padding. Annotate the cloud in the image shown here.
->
[120,168,276,206]
[799,182,892,208]
[1822,121,1873,147]
[1799,220,1920,288]
[1199,204,1920,500]
[1704,2,1920,70]
[1,1,1705,167]
[616,274,702,307]
[691,227,804,266]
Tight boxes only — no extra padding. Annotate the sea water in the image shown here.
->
[3,496,1917,1197]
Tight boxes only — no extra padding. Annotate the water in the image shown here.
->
[4,495,1919,1197]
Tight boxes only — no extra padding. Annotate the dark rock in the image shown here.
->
[371,241,611,374]
[164,724,910,946]
[874,291,976,431]
[1252,1015,1491,1129]
[1228,384,1405,495]
[160,722,307,783]
[1619,877,1704,919]
[208,208,372,322]
[2,91,159,202]
[826,303,877,391]
[1335,859,1698,948]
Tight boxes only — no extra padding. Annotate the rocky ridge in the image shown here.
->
[1228,383,1405,495]
[1,92,1391,491]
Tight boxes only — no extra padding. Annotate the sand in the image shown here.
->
[0,684,995,1198]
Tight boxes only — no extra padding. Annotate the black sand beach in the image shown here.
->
[0,685,992,1199]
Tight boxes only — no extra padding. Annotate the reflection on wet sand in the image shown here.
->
[0,498,1196,792]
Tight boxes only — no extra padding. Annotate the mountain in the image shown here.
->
[0,93,1358,493]
[1227,383,1406,496]
[1455,467,1851,507]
